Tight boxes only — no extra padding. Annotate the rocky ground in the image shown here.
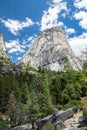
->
[63,96,87,130]
[64,111,83,130]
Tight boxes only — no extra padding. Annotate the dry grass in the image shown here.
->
[81,96,87,104]
[78,127,87,130]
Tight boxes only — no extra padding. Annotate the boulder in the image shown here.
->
[53,108,74,122]
[79,116,87,127]
[36,115,52,130]
[11,124,32,130]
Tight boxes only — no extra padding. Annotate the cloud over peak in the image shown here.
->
[65,27,75,36]
[40,0,68,31]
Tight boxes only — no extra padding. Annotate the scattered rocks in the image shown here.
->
[64,111,87,130]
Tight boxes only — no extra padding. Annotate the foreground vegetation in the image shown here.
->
[0,65,87,128]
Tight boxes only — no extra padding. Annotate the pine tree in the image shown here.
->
[28,91,40,129]
[38,73,53,117]
[6,92,17,127]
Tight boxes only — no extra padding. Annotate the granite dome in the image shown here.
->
[17,26,82,71]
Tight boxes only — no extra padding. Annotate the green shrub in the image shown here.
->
[41,122,54,130]
[83,107,87,116]
[56,104,63,110]
[0,116,10,130]
[64,100,83,110]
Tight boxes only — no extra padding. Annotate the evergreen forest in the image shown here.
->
[0,64,87,129]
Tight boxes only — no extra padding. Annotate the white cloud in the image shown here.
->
[5,36,35,54]
[74,0,87,9]
[1,17,34,35]
[74,0,87,30]
[21,45,26,49]
[28,35,37,45]
[22,39,27,45]
[69,33,87,57]
[5,39,25,53]
[65,28,75,35]
[40,0,68,31]
[74,11,87,29]
[58,21,64,26]
[28,36,34,42]
[53,0,62,3]
[17,57,22,60]
[61,13,66,18]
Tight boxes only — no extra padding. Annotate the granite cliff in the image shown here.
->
[0,33,10,64]
[0,33,22,73]
[18,26,82,71]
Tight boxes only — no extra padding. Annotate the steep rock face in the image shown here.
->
[18,26,82,71]
[0,33,9,61]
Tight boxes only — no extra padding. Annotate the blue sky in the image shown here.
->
[0,0,87,63]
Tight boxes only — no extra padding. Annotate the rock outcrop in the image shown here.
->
[18,26,82,71]
[36,107,78,130]
[11,107,87,130]
[0,64,21,74]
[11,107,78,130]
[0,33,10,63]
[79,116,87,127]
